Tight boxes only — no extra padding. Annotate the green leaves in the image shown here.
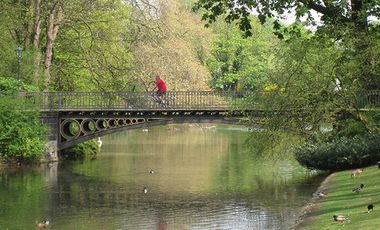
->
[294,133,380,170]
[0,96,46,163]
[206,18,277,91]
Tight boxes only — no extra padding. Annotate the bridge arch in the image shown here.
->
[57,109,251,150]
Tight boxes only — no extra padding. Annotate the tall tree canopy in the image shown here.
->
[194,0,379,34]
[194,0,380,90]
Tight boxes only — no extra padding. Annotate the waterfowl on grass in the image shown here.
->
[368,204,374,213]
[143,187,148,194]
[36,220,49,228]
[352,183,365,193]
[333,215,346,222]
[149,169,155,174]
[351,168,363,178]
[315,191,326,198]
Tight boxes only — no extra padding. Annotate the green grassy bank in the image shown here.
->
[298,165,380,229]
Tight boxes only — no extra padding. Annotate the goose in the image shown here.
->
[315,191,326,198]
[333,215,346,222]
[97,137,102,148]
[352,184,364,193]
[351,169,363,178]
[36,220,49,228]
[368,204,374,213]
[143,187,148,194]
[150,169,155,174]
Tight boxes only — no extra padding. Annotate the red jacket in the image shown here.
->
[156,79,167,93]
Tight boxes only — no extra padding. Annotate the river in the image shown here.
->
[0,124,324,230]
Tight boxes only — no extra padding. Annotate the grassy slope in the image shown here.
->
[301,166,380,229]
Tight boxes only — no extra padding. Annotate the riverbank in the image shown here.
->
[295,165,380,229]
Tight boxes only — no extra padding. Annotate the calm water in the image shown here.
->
[0,124,324,230]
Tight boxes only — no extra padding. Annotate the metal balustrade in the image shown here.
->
[18,91,251,111]
[16,90,380,111]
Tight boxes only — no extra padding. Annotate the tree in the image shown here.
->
[0,0,135,92]
[193,0,379,35]
[126,0,214,91]
[193,0,380,90]
[52,0,133,92]
[206,18,277,91]
[44,0,63,92]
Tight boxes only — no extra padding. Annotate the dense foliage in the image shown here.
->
[197,0,380,128]
[206,18,277,90]
[0,95,46,164]
[294,133,380,170]
[59,139,98,161]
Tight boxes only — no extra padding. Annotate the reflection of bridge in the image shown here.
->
[19,91,258,152]
[18,90,380,157]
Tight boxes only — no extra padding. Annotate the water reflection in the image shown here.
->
[0,124,324,230]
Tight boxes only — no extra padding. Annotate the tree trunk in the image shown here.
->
[44,0,63,92]
[32,0,42,86]
[351,0,368,32]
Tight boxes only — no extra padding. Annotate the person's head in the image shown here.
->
[155,75,160,80]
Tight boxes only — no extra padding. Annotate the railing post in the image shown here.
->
[58,92,63,109]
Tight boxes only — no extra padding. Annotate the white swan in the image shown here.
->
[97,137,102,148]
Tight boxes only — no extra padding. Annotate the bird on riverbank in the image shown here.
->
[150,169,155,174]
[314,191,326,198]
[368,204,374,213]
[333,215,346,222]
[351,168,363,178]
[143,187,148,194]
[352,183,364,193]
[97,137,102,148]
[36,220,49,228]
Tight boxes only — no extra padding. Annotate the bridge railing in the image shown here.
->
[17,91,251,111]
[357,90,380,108]
[16,90,380,111]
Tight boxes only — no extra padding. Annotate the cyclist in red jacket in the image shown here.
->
[153,75,167,104]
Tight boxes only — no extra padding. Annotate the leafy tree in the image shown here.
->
[53,0,133,92]
[193,0,378,35]
[127,0,214,91]
[0,78,46,163]
[0,0,134,92]
[193,0,380,90]
[206,18,277,90]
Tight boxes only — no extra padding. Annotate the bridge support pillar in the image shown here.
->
[45,140,58,162]
[40,112,59,162]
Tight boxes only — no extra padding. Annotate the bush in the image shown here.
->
[294,133,380,171]
[0,77,39,94]
[59,139,99,161]
[0,96,47,163]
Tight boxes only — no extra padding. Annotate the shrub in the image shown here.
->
[0,96,47,163]
[59,139,99,161]
[0,77,39,94]
[294,133,380,171]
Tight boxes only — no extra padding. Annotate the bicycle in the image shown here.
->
[147,80,173,107]
[150,91,173,107]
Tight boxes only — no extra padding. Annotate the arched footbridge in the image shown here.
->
[19,90,379,151]
[19,91,260,150]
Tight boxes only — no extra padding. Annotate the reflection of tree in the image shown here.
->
[211,131,325,228]
[0,167,48,229]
